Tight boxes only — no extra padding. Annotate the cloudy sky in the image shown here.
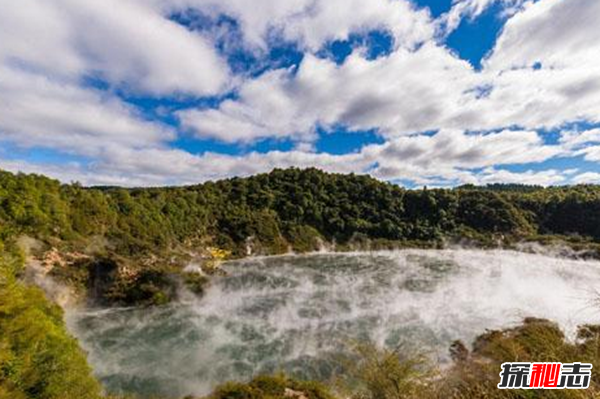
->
[0,0,599,187]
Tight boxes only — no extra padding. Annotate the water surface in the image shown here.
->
[68,249,600,398]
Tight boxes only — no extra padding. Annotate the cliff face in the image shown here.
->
[45,253,180,307]
[32,245,227,307]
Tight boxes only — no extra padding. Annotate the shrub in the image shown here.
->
[206,374,336,399]
[336,342,434,399]
[0,245,102,399]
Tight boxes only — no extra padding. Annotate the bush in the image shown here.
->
[0,245,102,399]
[285,225,323,253]
[183,272,210,295]
[336,342,433,399]
[206,374,336,399]
[434,318,600,399]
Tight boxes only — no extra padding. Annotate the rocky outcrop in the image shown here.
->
[41,248,90,275]
[284,388,309,399]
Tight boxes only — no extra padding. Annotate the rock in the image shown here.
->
[40,248,91,275]
[42,248,67,273]
[449,340,469,362]
[284,388,308,399]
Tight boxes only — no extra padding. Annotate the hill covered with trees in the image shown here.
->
[3,167,600,258]
[2,166,600,306]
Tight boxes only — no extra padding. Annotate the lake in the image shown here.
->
[68,249,600,398]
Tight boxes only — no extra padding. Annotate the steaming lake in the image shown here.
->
[68,249,600,398]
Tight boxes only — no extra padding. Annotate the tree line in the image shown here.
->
[1,167,600,258]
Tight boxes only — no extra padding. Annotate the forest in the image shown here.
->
[2,166,600,306]
[2,166,600,259]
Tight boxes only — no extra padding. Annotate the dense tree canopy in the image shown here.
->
[2,167,600,258]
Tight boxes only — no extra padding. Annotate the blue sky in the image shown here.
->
[0,0,599,187]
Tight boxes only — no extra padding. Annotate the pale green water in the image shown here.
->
[68,250,600,398]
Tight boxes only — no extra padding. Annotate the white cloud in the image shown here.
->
[0,128,563,187]
[479,0,600,128]
[371,129,560,169]
[179,44,479,142]
[0,65,172,157]
[0,0,227,183]
[485,0,600,70]
[179,0,600,146]
[576,147,600,163]
[572,172,600,185]
[560,128,600,162]
[453,66,600,131]
[561,129,600,148]
[475,167,566,186]
[442,0,527,35]
[365,129,562,184]
[0,147,368,187]
[0,0,84,78]
[178,67,306,143]
[0,159,151,187]
[159,0,435,51]
[1,0,599,188]
[0,0,229,96]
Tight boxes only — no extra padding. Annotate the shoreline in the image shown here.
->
[223,237,600,264]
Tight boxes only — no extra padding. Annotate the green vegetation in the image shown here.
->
[3,168,600,398]
[205,374,335,399]
[3,167,600,259]
[433,318,600,398]
[3,166,600,307]
[0,237,102,399]
[183,271,210,295]
[334,342,433,399]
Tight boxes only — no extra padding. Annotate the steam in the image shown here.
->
[19,235,80,309]
[24,260,79,308]
[67,249,600,398]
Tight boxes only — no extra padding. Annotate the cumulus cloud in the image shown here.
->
[370,129,561,170]
[575,147,600,163]
[561,128,600,148]
[0,0,229,95]
[0,66,172,157]
[0,0,226,182]
[572,172,600,185]
[442,0,527,34]
[0,148,367,187]
[0,147,568,188]
[157,0,435,51]
[178,45,479,142]
[560,128,600,162]
[179,0,600,145]
[0,159,150,188]
[480,0,600,128]
[1,0,599,187]
[364,129,563,184]
[1,128,565,187]
[475,168,567,186]
[484,0,600,70]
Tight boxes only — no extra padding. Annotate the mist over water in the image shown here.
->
[67,249,600,398]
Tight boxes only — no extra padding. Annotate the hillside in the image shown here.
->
[2,167,600,256]
[1,166,599,307]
